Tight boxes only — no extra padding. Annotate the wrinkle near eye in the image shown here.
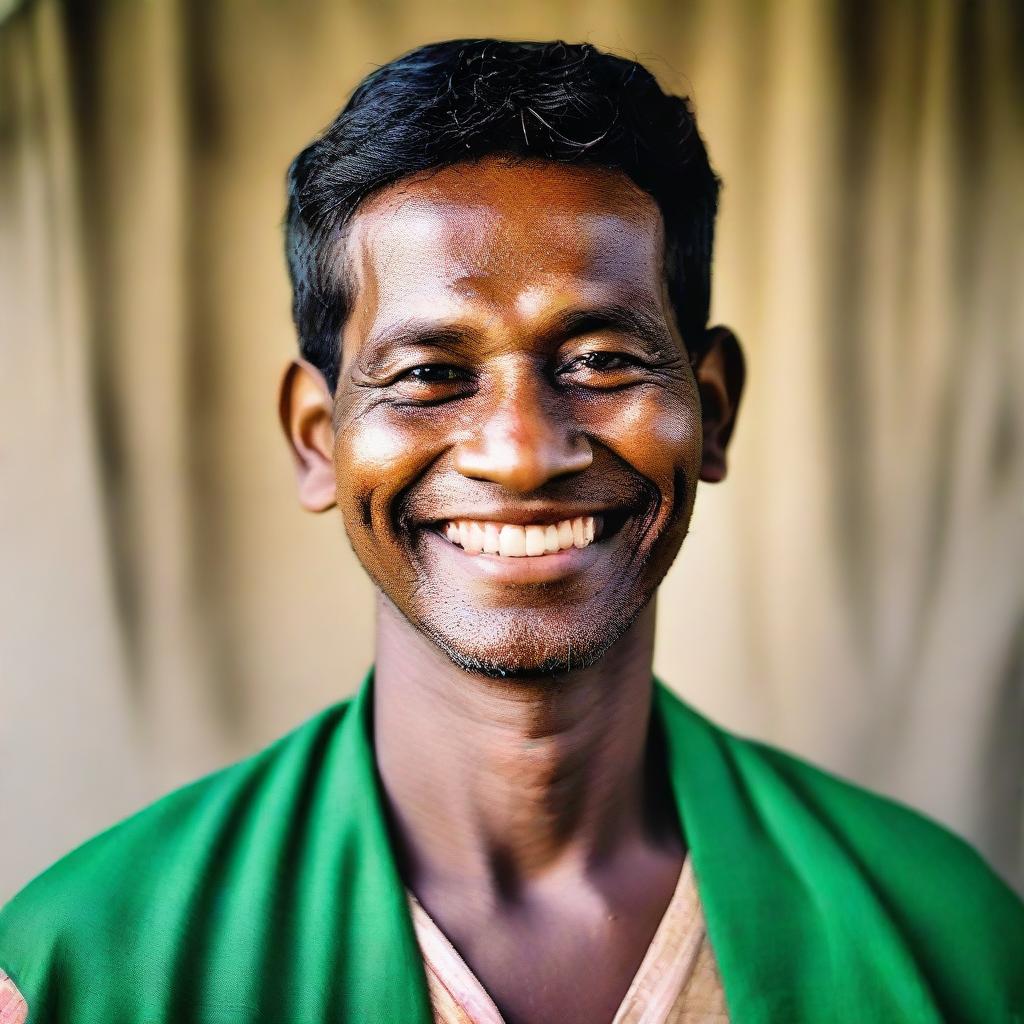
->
[356,326,481,378]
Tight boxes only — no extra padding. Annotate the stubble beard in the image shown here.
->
[350,483,692,681]
[410,587,658,679]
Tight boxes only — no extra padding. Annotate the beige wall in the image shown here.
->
[1,0,1022,900]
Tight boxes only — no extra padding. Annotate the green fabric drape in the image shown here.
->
[1,671,1021,1022]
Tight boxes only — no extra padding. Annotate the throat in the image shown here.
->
[371,595,677,898]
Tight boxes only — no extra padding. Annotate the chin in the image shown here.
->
[414,599,649,680]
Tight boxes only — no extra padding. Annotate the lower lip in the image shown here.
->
[419,527,607,584]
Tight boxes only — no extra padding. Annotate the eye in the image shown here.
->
[390,362,474,405]
[402,364,468,383]
[568,352,640,372]
[556,350,647,386]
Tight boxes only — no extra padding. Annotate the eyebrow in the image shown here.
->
[356,296,676,375]
[356,326,473,376]
[545,299,675,354]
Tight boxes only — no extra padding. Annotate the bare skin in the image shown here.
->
[280,157,744,1024]
[374,597,685,1024]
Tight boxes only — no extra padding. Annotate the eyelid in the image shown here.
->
[556,349,647,373]
[393,360,471,380]
[557,331,656,357]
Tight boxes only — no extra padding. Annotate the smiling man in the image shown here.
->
[1,38,1022,1024]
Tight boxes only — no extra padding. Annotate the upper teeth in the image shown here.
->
[444,517,598,557]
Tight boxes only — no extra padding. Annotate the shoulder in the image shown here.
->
[655,683,1024,1015]
[0,698,353,1013]
[657,682,1020,901]
[719,702,1018,912]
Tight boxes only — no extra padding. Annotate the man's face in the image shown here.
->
[329,157,707,677]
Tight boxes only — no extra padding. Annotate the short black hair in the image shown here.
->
[285,38,720,392]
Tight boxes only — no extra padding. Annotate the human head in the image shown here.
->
[280,40,744,678]
[285,38,721,392]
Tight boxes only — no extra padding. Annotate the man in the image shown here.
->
[1,38,1021,1024]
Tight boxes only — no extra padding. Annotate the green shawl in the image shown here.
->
[1,671,1022,1022]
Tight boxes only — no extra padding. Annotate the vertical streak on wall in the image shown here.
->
[0,0,148,897]
[88,0,222,781]
[751,0,859,748]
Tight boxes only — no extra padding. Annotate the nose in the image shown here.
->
[454,363,593,491]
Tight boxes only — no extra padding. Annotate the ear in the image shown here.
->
[693,326,745,483]
[278,358,337,512]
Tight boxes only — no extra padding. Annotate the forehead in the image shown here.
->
[342,158,667,332]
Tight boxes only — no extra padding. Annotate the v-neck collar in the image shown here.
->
[404,854,712,1024]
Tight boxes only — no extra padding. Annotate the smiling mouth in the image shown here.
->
[437,510,632,558]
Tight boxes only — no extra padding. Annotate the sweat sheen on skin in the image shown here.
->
[328,157,709,679]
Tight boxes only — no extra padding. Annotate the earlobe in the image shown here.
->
[278,358,338,512]
[693,326,745,483]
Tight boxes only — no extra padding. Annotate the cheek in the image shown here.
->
[333,413,429,534]
[585,387,702,495]
[340,420,409,476]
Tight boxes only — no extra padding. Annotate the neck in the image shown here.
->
[372,596,677,900]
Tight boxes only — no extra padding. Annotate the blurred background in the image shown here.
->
[1,0,1022,901]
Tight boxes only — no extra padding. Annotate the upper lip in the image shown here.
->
[424,505,629,526]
